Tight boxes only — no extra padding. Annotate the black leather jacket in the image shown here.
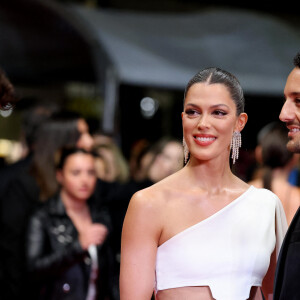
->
[25,193,116,300]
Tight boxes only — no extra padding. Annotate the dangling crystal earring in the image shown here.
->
[230,131,242,164]
[182,137,189,164]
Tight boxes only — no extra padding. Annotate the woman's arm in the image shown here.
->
[262,249,276,299]
[120,190,161,300]
[26,210,86,277]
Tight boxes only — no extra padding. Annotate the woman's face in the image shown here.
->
[57,152,97,202]
[182,82,247,163]
[148,141,183,182]
[76,119,94,151]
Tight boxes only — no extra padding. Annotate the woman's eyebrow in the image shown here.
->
[185,103,230,109]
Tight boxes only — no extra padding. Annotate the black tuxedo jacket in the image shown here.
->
[274,206,300,299]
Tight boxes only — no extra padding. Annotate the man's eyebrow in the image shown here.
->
[285,92,300,97]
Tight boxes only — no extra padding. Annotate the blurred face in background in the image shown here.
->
[147,141,183,183]
[57,152,97,202]
[76,119,94,151]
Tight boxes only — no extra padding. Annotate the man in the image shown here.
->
[274,52,300,299]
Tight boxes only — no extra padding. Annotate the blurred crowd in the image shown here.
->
[0,99,184,300]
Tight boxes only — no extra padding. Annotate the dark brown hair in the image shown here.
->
[293,52,300,68]
[56,147,95,170]
[260,122,293,190]
[30,111,82,201]
[0,69,17,110]
[184,67,245,116]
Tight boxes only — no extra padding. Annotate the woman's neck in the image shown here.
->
[60,190,87,213]
[271,168,290,180]
[184,156,238,192]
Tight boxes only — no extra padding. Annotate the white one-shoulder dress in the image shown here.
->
[155,186,288,300]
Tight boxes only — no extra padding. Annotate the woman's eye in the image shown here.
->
[213,110,227,116]
[185,109,199,116]
[88,170,96,176]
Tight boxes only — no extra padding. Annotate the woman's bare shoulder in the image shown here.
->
[129,171,183,211]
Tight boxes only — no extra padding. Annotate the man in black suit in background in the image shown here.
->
[274,52,300,300]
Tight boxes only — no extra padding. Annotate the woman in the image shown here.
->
[249,122,300,225]
[26,147,115,300]
[31,110,94,201]
[120,68,288,300]
[93,141,130,184]
[0,111,96,299]
[146,137,183,183]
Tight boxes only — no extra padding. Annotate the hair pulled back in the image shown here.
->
[184,67,245,116]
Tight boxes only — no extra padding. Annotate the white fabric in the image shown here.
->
[86,245,98,300]
[155,186,288,300]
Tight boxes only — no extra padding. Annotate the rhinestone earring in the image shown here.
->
[230,131,242,164]
[182,137,189,164]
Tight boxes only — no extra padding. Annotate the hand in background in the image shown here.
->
[79,223,108,250]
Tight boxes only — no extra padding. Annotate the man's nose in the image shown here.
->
[279,100,295,123]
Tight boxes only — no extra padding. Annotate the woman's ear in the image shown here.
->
[235,113,248,132]
[56,170,63,185]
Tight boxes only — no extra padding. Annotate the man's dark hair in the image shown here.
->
[0,68,17,110]
[293,52,300,68]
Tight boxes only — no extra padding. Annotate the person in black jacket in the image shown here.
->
[0,111,95,300]
[26,147,116,300]
[274,52,300,299]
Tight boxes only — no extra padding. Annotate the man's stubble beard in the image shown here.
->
[287,138,300,153]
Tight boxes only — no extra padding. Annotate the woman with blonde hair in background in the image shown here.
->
[93,141,129,184]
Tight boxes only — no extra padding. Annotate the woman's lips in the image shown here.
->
[193,135,216,146]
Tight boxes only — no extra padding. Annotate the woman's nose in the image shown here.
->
[197,114,210,129]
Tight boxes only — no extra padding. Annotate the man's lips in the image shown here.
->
[287,126,300,138]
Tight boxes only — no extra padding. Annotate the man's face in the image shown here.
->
[280,67,300,153]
